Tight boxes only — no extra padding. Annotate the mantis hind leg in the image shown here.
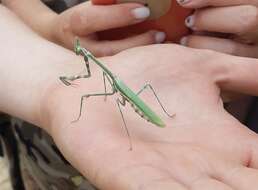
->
[137,84,175,118]
[116,97,133,151]
[60,56,91,86]
[72,90,116,123]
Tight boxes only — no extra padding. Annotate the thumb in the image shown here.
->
[217,54,258,96]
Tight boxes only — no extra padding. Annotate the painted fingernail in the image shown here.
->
[155,32,166,43]
[177,0,191,5]
[180,36,188,46]
[132,7,150,20]
[185,15,195,28]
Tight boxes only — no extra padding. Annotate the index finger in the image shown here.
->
[70,2,150,35]
[177,0,258,8]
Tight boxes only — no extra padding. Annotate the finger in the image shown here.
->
[184,5,258,38]
[214,54,258,96]
[221,167,258,190]
[81,30,166,57]
[70,2,150,35]
[191,178,233,190]
[177,0,258,9]
[180,35,258,58]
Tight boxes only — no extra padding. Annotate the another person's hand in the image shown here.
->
[178,0,258,58]
[43,45,258,190]
[50,2,165,56]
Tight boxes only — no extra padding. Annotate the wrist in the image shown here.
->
[39,78,104,136]
[39,82,73,134]
[38,56,106,135]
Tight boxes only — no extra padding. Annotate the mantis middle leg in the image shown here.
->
[60,56,91,86]
[73,89,116,123]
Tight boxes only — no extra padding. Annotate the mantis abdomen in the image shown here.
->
[114,79,165,127]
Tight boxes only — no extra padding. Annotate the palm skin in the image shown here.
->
[43,44,258,190]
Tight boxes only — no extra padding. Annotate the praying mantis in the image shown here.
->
[60,39,175,148]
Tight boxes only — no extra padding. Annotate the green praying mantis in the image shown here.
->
[60,39,175,148]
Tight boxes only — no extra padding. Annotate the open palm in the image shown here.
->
[46,45,258,190]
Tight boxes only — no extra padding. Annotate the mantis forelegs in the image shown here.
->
[137,84,175,118]
[60,56,91,86]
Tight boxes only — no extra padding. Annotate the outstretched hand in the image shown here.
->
[1,6,258,190]
[44,44,258,190]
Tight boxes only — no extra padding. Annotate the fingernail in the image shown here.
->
[176,0,191,5]
[155,32,166,43]
[180,36,188,46]
[185,15,195,28]
[132,7,150,20]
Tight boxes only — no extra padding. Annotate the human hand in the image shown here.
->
[43,44,258,190]
[50,1,165,56]
[2,6,257,189]
[177,0,258,58]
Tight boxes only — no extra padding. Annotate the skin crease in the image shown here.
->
[178,0,258,58]
[1,4,258,190]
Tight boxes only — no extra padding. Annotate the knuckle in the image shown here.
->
[70,9,83,25]
[70,9,93,34]
[59,17,71,36]
[237,5,258,34]
[144,31,157,43]
[98,44,115,57]
[52,16,72,47]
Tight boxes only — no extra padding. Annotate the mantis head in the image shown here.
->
[74,38,82,55]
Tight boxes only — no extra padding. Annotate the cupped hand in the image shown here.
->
[50,1,165,57]
[177,0,258,58]
[44,44,258,190]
